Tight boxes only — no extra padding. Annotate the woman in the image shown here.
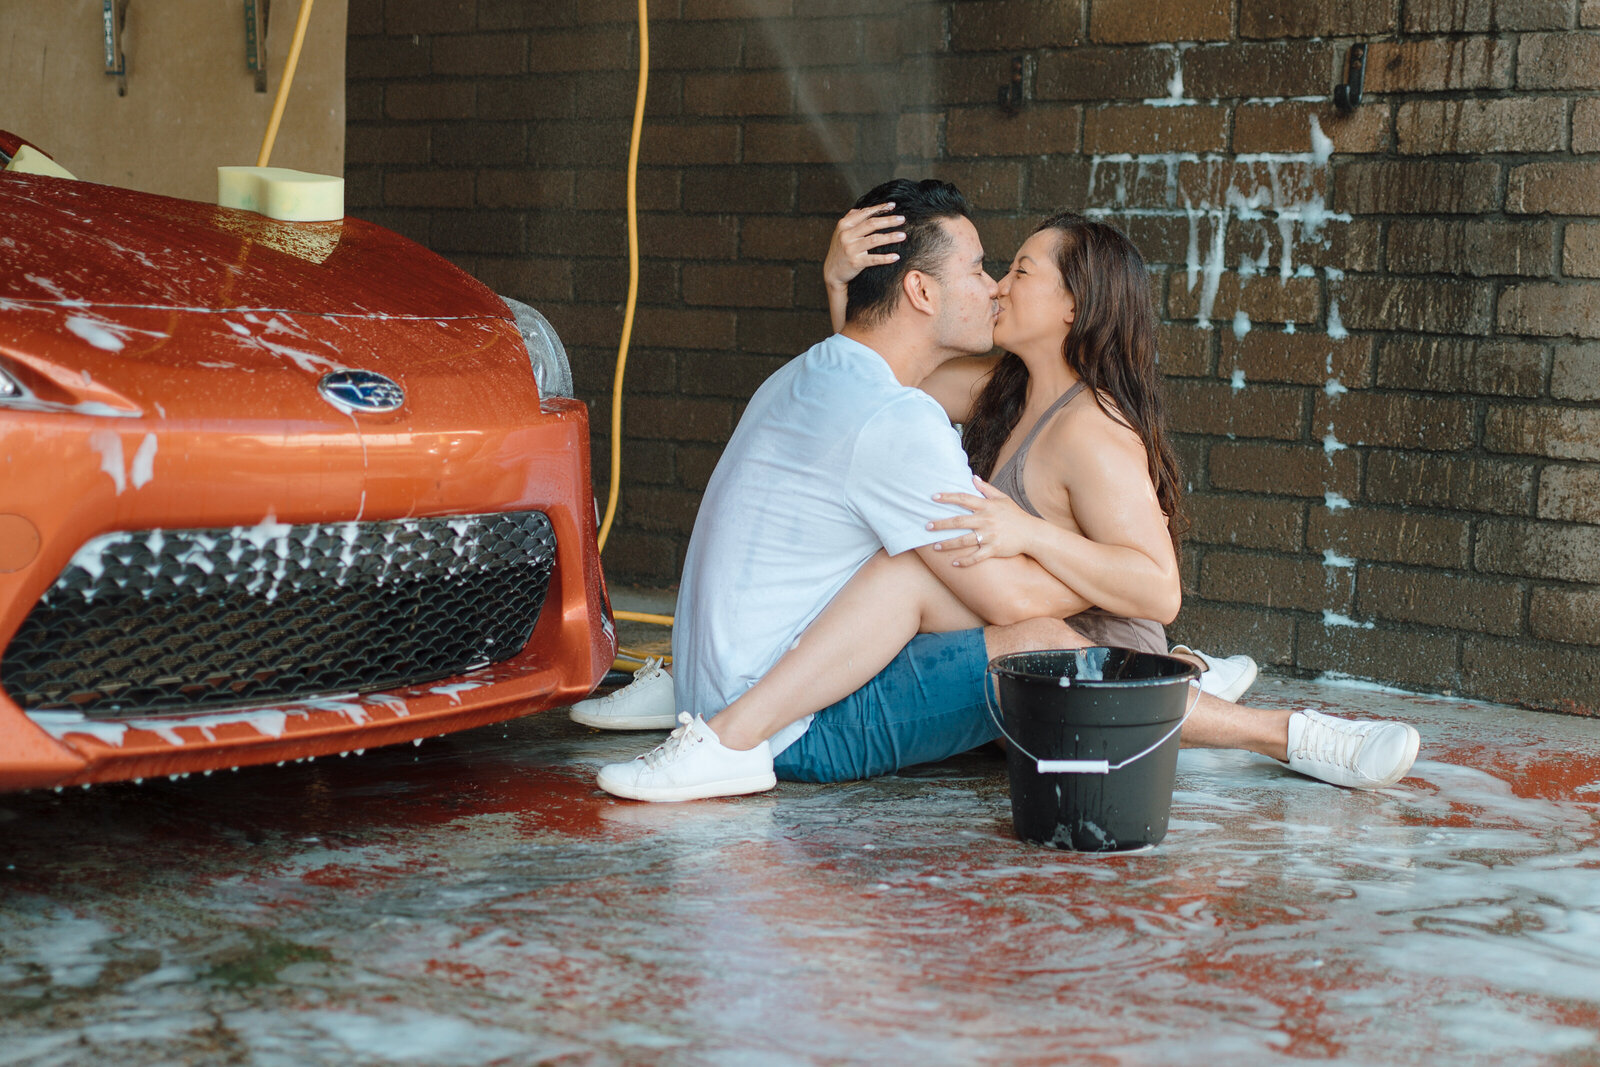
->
[875,205,1185,653]
[595,206,1418,797]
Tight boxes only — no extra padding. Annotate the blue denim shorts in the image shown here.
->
[772,627,995,783]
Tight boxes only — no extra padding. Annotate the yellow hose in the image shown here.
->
[615,610,674,626]
[615,608,673,669]
[602,0,674,670]
[596,0,648,556]
[256,0,316,167]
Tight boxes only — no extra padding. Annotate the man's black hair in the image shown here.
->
[845,178,972,327]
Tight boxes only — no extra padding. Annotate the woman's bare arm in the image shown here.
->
[929,412,1182,623]
[917,355,999,424]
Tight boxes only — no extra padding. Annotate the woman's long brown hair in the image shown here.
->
[962,213,1187,551]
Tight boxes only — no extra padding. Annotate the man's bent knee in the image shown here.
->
[983,616,1086,659]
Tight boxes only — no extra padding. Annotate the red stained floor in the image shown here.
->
[0,673,1597,1065]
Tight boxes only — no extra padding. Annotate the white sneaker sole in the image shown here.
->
[569,707,680,731]
[595,769,778,803]
[1368,723,1421,788]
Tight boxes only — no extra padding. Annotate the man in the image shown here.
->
[594,179,1418,802]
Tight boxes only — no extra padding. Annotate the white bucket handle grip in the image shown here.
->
[984,672,1200,775]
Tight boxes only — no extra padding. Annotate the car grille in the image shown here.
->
[1,511,557,719]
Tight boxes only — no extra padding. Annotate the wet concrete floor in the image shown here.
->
[3,627,1599,1064]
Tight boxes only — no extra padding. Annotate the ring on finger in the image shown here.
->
[975,532,983,545]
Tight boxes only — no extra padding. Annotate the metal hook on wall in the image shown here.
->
[102,0,130,96]
[246,0,272,93]
[1334,43,1366,113]
[998,55,1024,115]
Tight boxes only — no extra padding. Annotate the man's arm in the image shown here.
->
[853,396,1091,627]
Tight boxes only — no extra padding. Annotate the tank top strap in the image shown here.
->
[1011,380,1087,463]
[987,380,1088,518]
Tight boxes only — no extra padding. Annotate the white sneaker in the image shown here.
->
[570,657,678,730]
[596,712,776,802]
[1171,644,1258,703]
[1285,709,1420,789]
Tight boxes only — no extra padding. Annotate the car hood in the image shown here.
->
[0,171,504,318]
[0,172,530,420]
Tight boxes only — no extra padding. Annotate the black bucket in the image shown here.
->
[987,647,1200,852]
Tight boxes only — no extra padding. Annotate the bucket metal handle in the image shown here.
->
[984,673,1201,775]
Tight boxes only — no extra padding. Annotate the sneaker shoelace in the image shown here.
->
[596,656,665,705]
[1294,713,1365,770]
[641,711,699,769]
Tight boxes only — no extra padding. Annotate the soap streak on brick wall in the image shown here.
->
[345,0,1600,715]
[1117,2,1600,715]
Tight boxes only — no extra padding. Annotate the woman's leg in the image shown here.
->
[708,549,988,751]
[1182,694,1290,759]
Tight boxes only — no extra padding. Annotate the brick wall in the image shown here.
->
[346,0,1600,714]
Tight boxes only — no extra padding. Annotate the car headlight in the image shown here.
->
[499,295,574,399]
[0,365,21,399]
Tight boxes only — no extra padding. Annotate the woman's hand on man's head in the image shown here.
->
[826,202,906,292]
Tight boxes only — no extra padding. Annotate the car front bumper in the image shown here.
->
[0,395,614,791]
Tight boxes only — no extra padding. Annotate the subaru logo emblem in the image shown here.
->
[317,370,405,413]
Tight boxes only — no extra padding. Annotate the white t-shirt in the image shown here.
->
[671,333,977,754]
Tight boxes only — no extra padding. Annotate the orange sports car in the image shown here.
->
[0,141,614,792]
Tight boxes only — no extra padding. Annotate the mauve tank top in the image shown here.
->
[985,380,1167,656]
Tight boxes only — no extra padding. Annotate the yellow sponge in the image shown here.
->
[217,166,344,222]
[5,145,76,180]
